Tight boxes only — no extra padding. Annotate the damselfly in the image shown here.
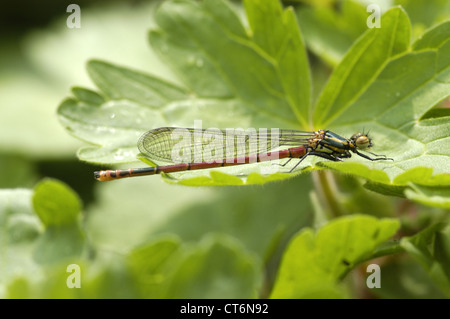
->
[94,127,393,181]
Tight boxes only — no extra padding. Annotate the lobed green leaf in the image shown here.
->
[401,222,450,297]
[270,215,400,298]
[32,178,82,227]
[57,0,450,198]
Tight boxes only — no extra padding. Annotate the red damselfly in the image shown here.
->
[94,127,392,181]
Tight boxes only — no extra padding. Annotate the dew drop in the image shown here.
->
[187,55,195,65]
[114,154,124,161]
[113,150,131,161]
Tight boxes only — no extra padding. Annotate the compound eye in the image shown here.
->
[355,135,371,149]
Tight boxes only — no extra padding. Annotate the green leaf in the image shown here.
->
[87,172,313,262]
[0,183,87,296]
[32,178,82,227]
[7,277,31,299]
[150,174,313,258]
[396,0,450,38]
[404,184,450,209]
[319,162,391,184]
[58,61,194,163]
[270,215,400,298]
[58,1,450,193]
[371,257,448,298]
[244,0,311,125]
[363,180,407,198]
[413,20,450,50]
[87,60,189,108]
[310,15,450,195]
[336,175,396,217]
[7,234,259,299]
[296,0,368,66]
[400,222,450,296]
[393,167,450,186]
[32,224,85,265]
[32,179,85,264]
[163,234,259,298]
[149,0,310,127]
[59,0,312,170]
[0,189,42,296]
[9,258,138,298]
[0,189,41,244]
[313,7,411,127]
[71,87,105,105]
[127,236,181,298]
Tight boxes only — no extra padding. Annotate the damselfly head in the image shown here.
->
[351,133,373,150]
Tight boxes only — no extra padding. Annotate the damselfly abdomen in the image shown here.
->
[94,128,393,181]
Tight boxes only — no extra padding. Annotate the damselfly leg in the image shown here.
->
[353,150,393,161]
[288,151,345,173]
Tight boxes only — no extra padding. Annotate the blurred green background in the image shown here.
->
[0,0,178,196]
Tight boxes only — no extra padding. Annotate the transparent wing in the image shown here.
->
[138,127,314,163]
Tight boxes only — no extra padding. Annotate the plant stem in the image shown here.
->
[312,170,344,218]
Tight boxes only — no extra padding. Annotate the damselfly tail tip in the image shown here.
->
[94,169,123,181]
[94,171,102,181]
